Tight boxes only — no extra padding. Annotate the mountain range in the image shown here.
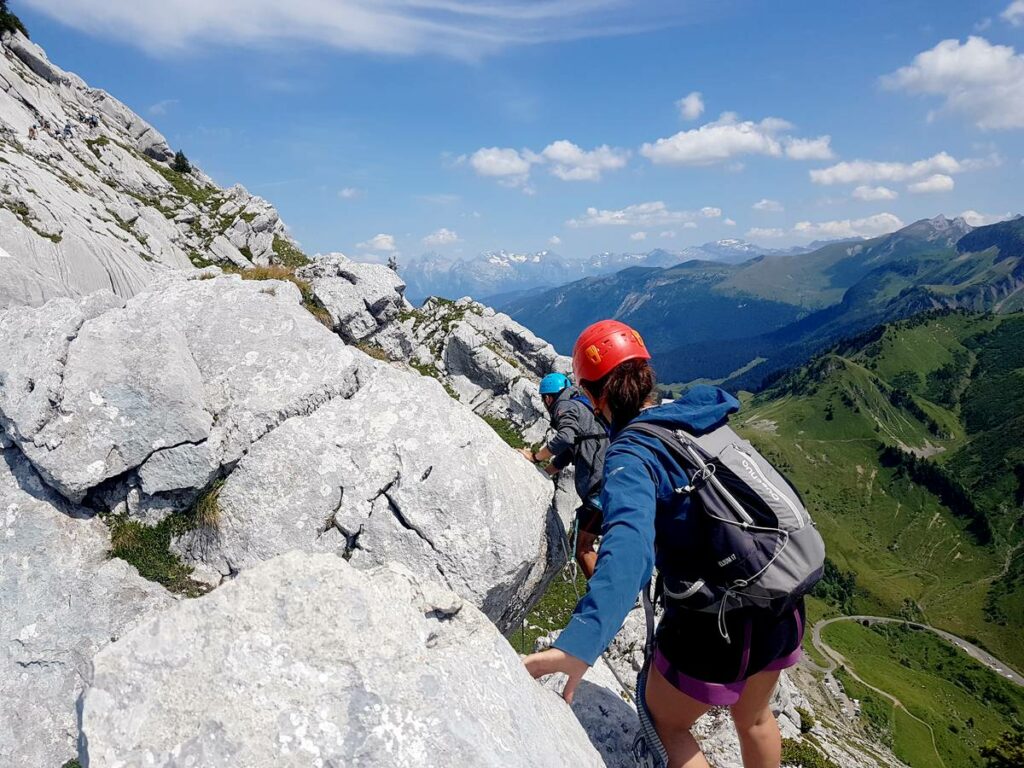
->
[498,215,1024,390]
[401,239,820,305]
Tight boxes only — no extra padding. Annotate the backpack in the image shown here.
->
[621,421,825,640]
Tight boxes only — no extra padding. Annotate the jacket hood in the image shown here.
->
[628,384,739,436]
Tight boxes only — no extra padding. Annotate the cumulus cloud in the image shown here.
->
[810,151,964,185]
[723,218,737,227]
[784,136,835,160]
[852,185,898,201]
[548,235,562,245]
[540,140,629,181]
[465,140,627,187]
[793,213,904,239]
[907,174,955,194]
[677,91,705,121]
[682,222,698,229]
[881,36,1024,130]
[338,187,363,199]
[659,230,677,238]
[1002,1,1024,25]
[747,227,786,239]
[960,210,1016,226]
[640,113,789,166]
[467,147,539,187]
[356,233,397,252]
[422,228,460,246]
[630,231,647,241]
[566,201,724,228]
[25,0,673,58]
[753,198,784,212]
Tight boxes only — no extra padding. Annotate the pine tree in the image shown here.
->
[0,1,28,38]
[172,151,191,174]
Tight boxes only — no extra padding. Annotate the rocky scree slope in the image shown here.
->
[0,30,307,310]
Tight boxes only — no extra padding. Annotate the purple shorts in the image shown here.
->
[652,603,804,707]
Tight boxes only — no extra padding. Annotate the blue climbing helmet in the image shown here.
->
[538,372,571,395]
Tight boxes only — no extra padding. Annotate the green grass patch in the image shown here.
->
[271,235,310,268]
[825,621,1024,767]
[84,135,109,159]
[481,414,527,449]
[512,567,587,654]
[781,738,839,768]
[355,342,391,362]
[226,264,332,327]
[60,760,82,768]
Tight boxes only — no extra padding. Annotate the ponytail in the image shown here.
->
[582,358,656,426]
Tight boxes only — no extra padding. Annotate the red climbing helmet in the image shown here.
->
[572,320,651,383]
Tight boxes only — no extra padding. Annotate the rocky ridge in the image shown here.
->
[0,29,907,768]
[0,30,306,310]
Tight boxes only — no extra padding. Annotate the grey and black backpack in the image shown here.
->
[623,421,826,639]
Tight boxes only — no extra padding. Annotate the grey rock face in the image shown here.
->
[79,552,602,768]
[1,274,359,509]
[297,253,408,347]
[0,32,304,310]
[0,447,172,768]
[174,361,560,632]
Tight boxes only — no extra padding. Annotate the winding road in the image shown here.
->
[807,615,1024,768]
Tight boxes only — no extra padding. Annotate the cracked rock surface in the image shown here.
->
[0,446,172,767]
[79,552,602,767]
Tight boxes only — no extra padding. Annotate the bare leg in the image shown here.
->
[574,530,599,580]
[645,662,712,768]
[729,669,782,768]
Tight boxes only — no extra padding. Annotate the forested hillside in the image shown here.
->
[738,311,1024,668]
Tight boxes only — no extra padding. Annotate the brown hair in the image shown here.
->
[582,358,657,425]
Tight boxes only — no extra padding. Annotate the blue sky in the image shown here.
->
[18,0,1024,261]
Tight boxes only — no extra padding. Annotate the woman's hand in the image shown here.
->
[523,648,589,704]
[518,447,535,462]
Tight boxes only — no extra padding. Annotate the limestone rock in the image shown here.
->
[78,552,602,767]
[297,253,408,345]
[0,31,306,310]
[173,361,560,632]
[0,447,172,767]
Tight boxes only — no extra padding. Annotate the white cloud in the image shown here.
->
[148,98,178,116]
[881,36,1024,130]
[356,233,397,252]
[852,185,898,201]
[630,231,647,241]
[338,187,362,199]
[747,227,786,239]
[907,174,955,194]
[960,209,1015,226]
[548,235,562,245]
[26,0,665,58]
[659,230,677,238]
[1002,1,1024,25]
[467,147,538,187]
[793,213,904,239]
[753,198,784,212]
[810,151,964,185]
[784,135,835,160]
[422,228,460,246]
[540,140,629,181]
[682,222,698,229]
[567,201,724,228]
[640,113,790,166]
[677,91,705,121]
[723,218,737,227]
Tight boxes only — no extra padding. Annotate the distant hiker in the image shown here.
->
[520,371,608,579]
[27,124,36,140]
[524,319,824,768]
[62,122,72,139]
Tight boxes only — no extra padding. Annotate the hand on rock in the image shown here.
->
[518,447,534,462]
[523,648,589,704]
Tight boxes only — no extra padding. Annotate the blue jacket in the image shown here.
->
[552,385,741,666]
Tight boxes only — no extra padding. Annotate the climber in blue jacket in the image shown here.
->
[524,320,804,768]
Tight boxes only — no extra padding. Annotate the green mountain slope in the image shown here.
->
[503,215,1024,391]
[736,311,1024,669]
